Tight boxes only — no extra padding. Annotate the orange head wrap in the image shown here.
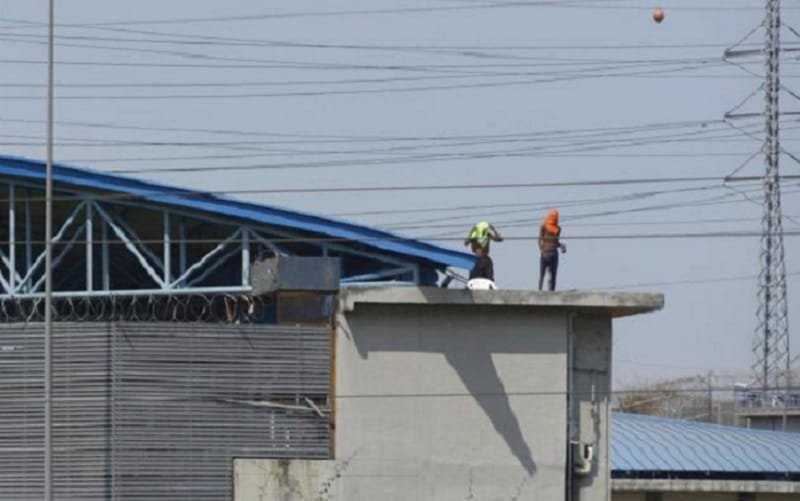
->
[543,209,560,235]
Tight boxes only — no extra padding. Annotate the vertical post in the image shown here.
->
[44,0,55,498]
[102,214,110,291]
[707,371,713,424]
[565,313,576,501]
[8,183,15,293]
[242,228,250,287]
[163,211,171,287]
[25,189,32,292]
[86,202,93,292]
[178,219,187,275]
[241,228,250,286]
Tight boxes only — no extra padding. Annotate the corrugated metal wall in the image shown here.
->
[0,322,332,500]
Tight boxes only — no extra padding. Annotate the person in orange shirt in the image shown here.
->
[538,209,567,291]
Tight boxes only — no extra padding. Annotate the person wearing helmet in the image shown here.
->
[538,209,566,291]
[464,221,503,281]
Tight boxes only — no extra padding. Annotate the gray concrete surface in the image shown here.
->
[233,459,339,501]
[339,286,664,318]
[234,287,664,500]
[330,287,662,500]
[335,303,569,500]
[571,314,613,501]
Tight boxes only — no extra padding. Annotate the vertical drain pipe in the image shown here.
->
[565,312,577,501]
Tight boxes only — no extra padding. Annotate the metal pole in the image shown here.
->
[9,183,15,293]
[102,214,110,291]
[241,228,250,286]
[163,211,171,286]
[44,0,55,498]
[25,189,32,292]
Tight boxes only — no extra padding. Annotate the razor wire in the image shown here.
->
[0,293,279,323]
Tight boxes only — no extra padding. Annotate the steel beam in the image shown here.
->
[171,229,241,288]
[0,248,22,293]
[24,189,32,292]
[242,228,250,287]
[187,243,242,287]
[101,218,110,291]
[14,201,86,294]
[86,201,93,292]
[93,203,165,289]
[163,211,171,287]
[340,266,414,283]
[0,260,10,294]
[30,222,86,293]
[104,206,164,274]
[8,183,15,293]
[179,218,187,274]
[248,229,285,257]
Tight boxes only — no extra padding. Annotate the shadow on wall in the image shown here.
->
[343,302,566,476]
[443,348,537,475]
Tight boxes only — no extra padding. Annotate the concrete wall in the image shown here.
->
[335,303,570,500]
[331,301,615,501]
[231,285,669,501]
[571,315,613,501]
[233,459,339,501]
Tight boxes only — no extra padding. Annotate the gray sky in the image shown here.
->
[2,0,799,387]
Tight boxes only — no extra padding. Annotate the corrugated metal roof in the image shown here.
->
[0,155,474,270]
[612,412,800,475]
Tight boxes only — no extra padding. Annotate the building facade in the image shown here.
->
[235,287,664,500]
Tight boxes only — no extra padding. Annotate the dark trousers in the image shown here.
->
[470,255,494,281]
[539,252,558,291]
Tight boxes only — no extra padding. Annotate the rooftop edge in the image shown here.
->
[339,286,664,318]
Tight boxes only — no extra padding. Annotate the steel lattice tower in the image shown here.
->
[753,0,791,392]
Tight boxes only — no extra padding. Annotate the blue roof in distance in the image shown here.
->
[612,412,800,475]
[0,155,475,270]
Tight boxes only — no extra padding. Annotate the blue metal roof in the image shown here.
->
[612,412,800,477]
[0,155,474,270]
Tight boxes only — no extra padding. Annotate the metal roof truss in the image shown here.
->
[1,179,423,299]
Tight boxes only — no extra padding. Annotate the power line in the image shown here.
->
[0,63,735,98]
[598,270,800,290]
[413,185,800,237]
[0,29,768,52]
[0,115,725,141]
[7,230,800,247]
[382,184,745,228]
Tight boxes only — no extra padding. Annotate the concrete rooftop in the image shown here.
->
[339,286,664,318]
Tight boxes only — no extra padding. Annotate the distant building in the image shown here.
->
[734,385,800,433]
[612,412,800,500]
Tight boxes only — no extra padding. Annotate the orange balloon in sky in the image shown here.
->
[652,7,665,23]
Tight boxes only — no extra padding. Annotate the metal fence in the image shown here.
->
[0,322,332,500]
